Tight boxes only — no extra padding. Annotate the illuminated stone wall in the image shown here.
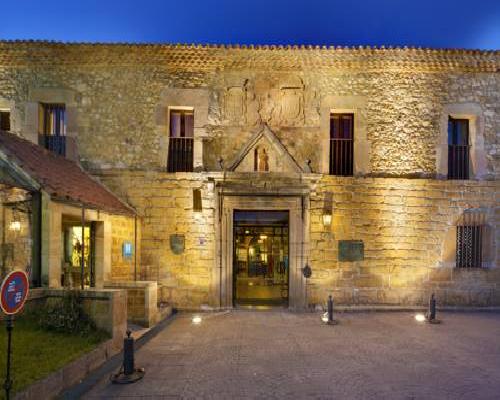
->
[109,215,140,281]
[99,171,216,308]
[0,42,498,307]
[309,177,499,306]
[0,42,497,178]
[0,186,32,277]
[97,171,499,309]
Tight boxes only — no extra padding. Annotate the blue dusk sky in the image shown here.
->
[0,0,499,49]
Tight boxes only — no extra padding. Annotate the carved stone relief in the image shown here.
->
[279,76,305,125]
[223,84,247,125]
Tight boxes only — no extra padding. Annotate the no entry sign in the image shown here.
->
[0,270,29,315]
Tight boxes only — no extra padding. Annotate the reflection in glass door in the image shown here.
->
[233,210,289,307]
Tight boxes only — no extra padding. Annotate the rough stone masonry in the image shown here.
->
[0,41,498,309]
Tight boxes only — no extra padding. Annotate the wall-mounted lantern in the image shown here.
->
[322,192,334,228]
[322,213,332,227]
[9,210,21,232]
[193,188,202,215]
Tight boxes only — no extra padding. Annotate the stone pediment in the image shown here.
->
[227,124,303,173]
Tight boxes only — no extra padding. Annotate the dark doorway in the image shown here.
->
[233,210,289,307]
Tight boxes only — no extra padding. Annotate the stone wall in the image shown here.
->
[98,171,216,308]
[309,177,499,306]
[110,214,139,281]
[0,186,32,278]
[0,42,498,308]
[97,170,499,308]
[0,43,497,178]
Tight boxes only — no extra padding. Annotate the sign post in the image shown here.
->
[1,270,30,400]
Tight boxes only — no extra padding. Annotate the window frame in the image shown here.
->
[38,103,67,137]
[167,106,194,173]
[447,117,470,180]
[329,112,354,176]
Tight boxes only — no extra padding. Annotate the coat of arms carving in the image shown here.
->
[169,234,185,255]
[279,77,304,125]
[224,86,246,124]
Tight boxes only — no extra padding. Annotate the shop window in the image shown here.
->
[329,113,353,176]
[38,103,66,156]
[167,109,193,172]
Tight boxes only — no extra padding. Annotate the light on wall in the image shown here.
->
[9,210,21,231]
[322,213,332,227]
[322,192,334,228]
[9,220,21,232]
[193,189,202,215]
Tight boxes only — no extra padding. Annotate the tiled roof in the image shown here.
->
[0,41,498,72]
[0,131,135,215]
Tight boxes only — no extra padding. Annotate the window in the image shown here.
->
[0,110,10,131]
[456,224,483,268]
[448,117,469,179]
[329,113,353,176]
[38,103,66,156]
[167,109,193,172]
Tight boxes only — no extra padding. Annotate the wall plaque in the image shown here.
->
[170,234,185,255]
[338,240,364,262]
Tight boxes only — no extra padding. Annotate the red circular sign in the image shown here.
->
[0,270,29,315]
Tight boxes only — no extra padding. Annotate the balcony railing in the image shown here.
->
[329,138,353,176]
[39,134,66,157]
[167,137,193,172]
[448,144,469,180]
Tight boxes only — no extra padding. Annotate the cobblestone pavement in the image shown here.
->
[84,311,500,399]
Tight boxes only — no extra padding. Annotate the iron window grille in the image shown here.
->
[448,117,470,180]
[456,212,484,268]
[329,113,354,176]
[38,103,66,156]
[167,109,194,172]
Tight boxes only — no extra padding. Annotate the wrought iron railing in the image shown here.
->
[448,144,469,180]
[329,138,353,176]
[167,137,193,172]
[39,134,66,156]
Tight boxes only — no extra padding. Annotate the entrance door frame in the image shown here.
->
[215,193,309,310]
[232,210,290,307]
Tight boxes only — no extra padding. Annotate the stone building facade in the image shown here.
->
[0,41,498,309]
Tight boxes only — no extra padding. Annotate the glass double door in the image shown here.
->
[233,210,289,307]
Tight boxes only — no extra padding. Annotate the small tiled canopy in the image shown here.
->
[0,131,135,215]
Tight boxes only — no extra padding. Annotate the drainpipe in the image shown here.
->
[80,205,85,290]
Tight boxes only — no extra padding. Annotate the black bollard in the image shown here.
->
[322,295,337,325]
[429,293,436,321]
[123,330,135,375]
[327,295,334,323]
[111,330,145,384]
[426,293,441,324]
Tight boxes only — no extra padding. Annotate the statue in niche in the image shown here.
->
[254,146,269,172]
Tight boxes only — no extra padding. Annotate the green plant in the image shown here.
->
[38,290,96,335]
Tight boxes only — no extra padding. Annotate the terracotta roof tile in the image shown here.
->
[0,131,135,215]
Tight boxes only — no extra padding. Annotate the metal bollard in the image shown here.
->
[111,330,145,384]
[428,293,436,321]
[123,330,135,375]
[426,293,441,324]
[322,295,338,325]
[327,295,334,323]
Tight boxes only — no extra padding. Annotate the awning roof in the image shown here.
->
[0,131,135,216]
